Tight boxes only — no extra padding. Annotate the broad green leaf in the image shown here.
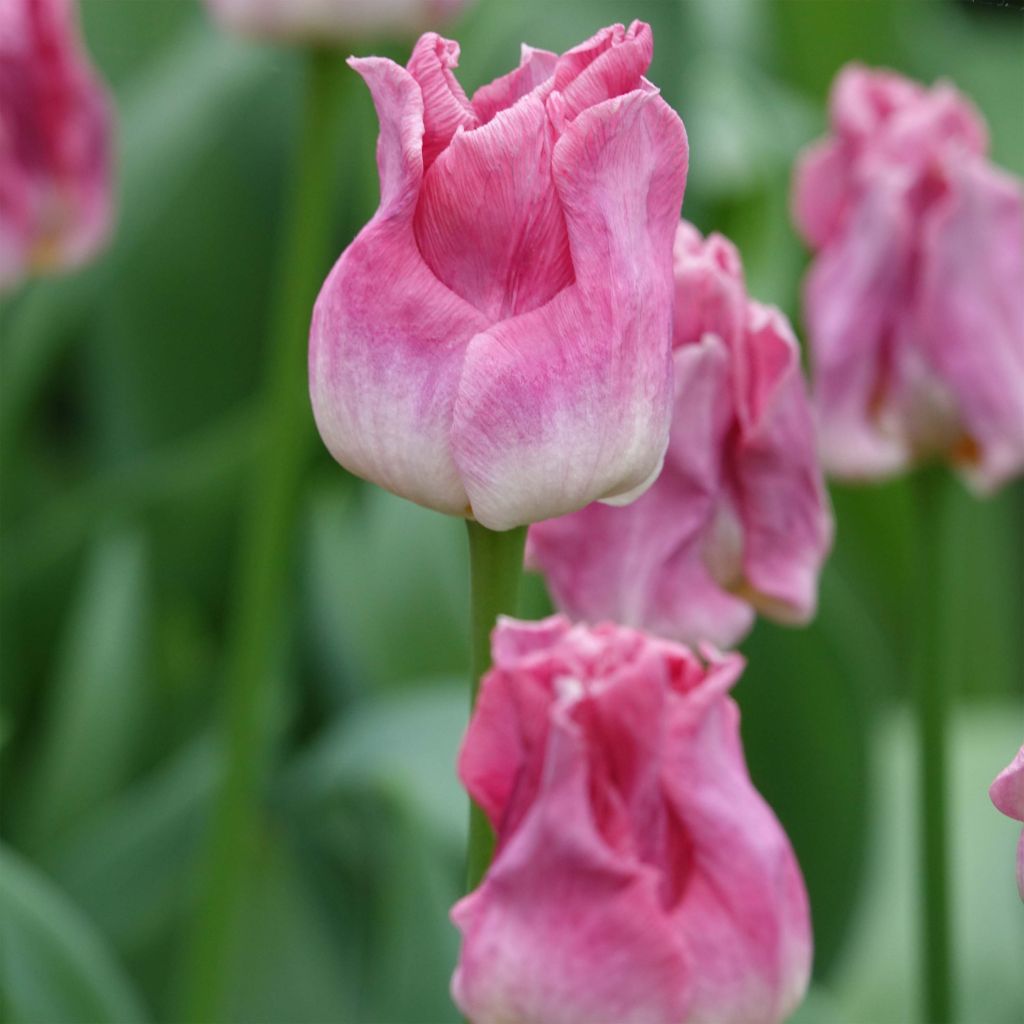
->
[0,844,148,1024]
[21,530,150,850]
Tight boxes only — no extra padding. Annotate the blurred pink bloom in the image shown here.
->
[0,0,113,290]
[528,221,832,649]
[309,23,688,529]
[793,64,1024,492]
[205,0,469,43]
[452,615,812,1024]
[989,744,1024,901]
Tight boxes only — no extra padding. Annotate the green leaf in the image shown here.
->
[0,844,149,1024]
[21,530,151,850]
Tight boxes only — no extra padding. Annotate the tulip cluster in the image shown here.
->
[794,65,1024,492]
[0,0,113,290]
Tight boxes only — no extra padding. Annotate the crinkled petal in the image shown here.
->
[452,698,689,1024]
[406,32,478,169]
[916,158,1024,492]
[805,168,915,480]
[452,88,688,529]
[732,303,833,622]
[665,695,812,1024]
[471,43,558,124]
[671,225,746,350]
[414,90,573,320]
[309,57,487,515]
[829,63,924,142]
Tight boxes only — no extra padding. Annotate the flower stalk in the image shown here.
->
[911,464,954,1023]
[465,519,526,891]
[182,48,345,1023]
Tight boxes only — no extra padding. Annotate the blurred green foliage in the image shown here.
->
[1,1,1021,1022]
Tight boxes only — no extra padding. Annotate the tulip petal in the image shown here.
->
[916,159,1024,492]
[453,686,689,1024]
[406,32,478,169]
[665,695,813,1023]
[414,90,573,321]
[471,44,558,124]
[452,88,688,530]
[732,303,834,621]
[804,168,915,480]
[309,56,488,516]
[791,139,850,249]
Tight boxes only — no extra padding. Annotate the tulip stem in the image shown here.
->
[465,520,527,892]
[911,465,954,1024]
[182,49,345,1024]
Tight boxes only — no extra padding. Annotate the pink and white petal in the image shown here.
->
[665,695,812,1024]
[452,707,689,1024]
[554,20,653,122]
[414,91,572,321]
[405,32,478,169]
[471,43,558,124]
[672,227,746,352]
[805,170,916,480]
[916,158,1024,493]
[733,303,833,622]
[309,57,487,515]
[791,139,852,249]
[452,89,688,530]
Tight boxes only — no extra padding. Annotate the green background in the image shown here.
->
[1,1,1021,1021]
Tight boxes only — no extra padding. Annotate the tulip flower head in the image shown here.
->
[452,615,812,1024]
[0,0,114,290]
[309,23,689,529]
[205,0,469,44]
[989,744,1024,901]
[793,64,1024,492]
[528,221,833,649]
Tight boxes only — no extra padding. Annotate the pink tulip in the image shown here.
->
[793,64,1024,492]
[989,744,1024,901]
[205,0,469,43]
[452,615,812,1024]
[528,221,832,648]
[0,0,114,290]
[309,23,688,529]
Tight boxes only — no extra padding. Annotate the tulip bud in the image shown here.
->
[452,615,812,1024]
[792,64,1024,493]
[309,23,689,529]
[989,744,1024,901]
[528,221,833,649]
[0,0,114,290]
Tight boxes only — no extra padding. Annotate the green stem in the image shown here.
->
[911,465,954,1023]
[465,520,527,892]
[182,50,345,1023]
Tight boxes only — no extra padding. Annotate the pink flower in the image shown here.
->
[528,221,832,649]
[793,64,1024,492]
[309,24,688,529]
[205,0,469,43]
[0,0,114,291]
[452,615,812,1024]
[989,744,1024,901]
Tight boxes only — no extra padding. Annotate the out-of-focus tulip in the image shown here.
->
[205,0,468,44]
[989,744,1024,901]
[452,615,812,1024]
[309,23,689,530]
[0,0,113,290]
[793,64,1024,492]
[528,221,832,649]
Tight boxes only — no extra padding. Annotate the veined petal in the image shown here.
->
[309,56,487,516]
[406,32,478,169]
[471,44,558,124]
[916,158,1024,492]
[452,88,688,530]
[414,90,573,321]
